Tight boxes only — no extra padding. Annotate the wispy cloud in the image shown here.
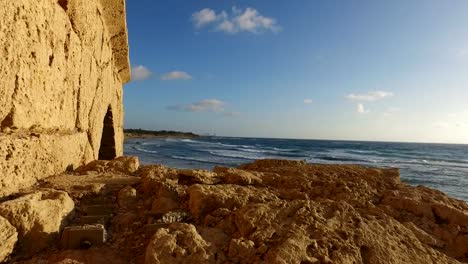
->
[192,8,218,28]
[356,103,369,114]
[167,99,241,117]
[347,91,394,101]
[131,65,152,81]
[161,71,192,81]
[167,99,226,112]
[192,7,281,34]
[303,99,313,104]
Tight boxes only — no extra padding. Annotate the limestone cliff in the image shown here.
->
[0,0,130,197]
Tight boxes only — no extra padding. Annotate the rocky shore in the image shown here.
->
[0,157,467,263]
[124,129,200,139]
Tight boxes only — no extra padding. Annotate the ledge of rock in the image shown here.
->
[4,158,468,263]
[140,160,468,264]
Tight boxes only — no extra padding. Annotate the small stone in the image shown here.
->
[118,186,137,208]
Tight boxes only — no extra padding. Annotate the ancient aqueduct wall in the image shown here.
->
[0,0,130,197]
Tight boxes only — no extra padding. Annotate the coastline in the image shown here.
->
[124,129,200,140]
[124,133,200,140]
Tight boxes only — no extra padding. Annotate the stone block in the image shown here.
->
[61,224,106,249]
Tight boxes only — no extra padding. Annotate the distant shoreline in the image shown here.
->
[124,129,200,139]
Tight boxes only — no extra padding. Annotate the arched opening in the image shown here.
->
[98,106,116,160]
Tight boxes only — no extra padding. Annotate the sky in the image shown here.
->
[124,0,468,144]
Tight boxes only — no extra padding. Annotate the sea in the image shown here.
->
[124,137,468,201]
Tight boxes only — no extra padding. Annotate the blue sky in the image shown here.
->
[124,0,468,143]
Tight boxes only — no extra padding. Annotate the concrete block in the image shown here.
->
[61,224,106,249]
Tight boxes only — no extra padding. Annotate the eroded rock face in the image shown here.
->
[0,189,74,255]
[0,0,130,197]
[0,215,17,262]
[76,156,140,174]
[145,223,216,264]
[139,160,468,264]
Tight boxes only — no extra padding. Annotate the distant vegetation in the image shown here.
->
[124,128,200,139]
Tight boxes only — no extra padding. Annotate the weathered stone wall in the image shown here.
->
[0,0,130,197]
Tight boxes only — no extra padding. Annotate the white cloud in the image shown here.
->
[347,91,394,101]
[303,99,313,104]
[192,8,218,28]
[217,19,236,34]
[161,71,192,81]
[131,65,152,81]
[356,103,369,114]
[167,99,226,112]
[192,7,281,34]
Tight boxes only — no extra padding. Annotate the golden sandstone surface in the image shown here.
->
[1,158,465,263]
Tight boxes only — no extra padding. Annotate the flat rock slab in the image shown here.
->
[43,173,141,198]
[61,224,106,249]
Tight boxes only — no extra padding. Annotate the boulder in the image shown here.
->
[0,189,74,254]
[187,184,278,220]
[0,215,17,262]
[177,169,220,185]
[214,167,262,185]
[145,223,215,264]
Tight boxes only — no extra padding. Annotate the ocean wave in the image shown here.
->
[133,145,158,154]
[171,155,224,165]
[209,150,259,160]
[384,158,468,169]
[181,139,197,143]
[237,148,269,153]
[314,155,371,163]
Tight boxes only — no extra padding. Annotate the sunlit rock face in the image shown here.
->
[0,0,130,197]
[141,160,468,264]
